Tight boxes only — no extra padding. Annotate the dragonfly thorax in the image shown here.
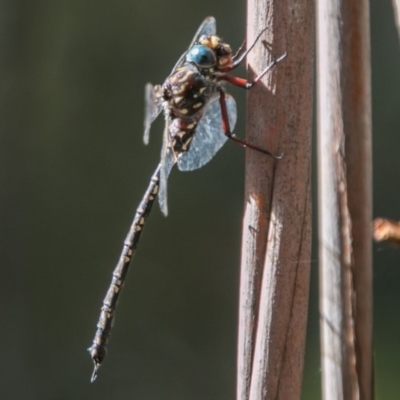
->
[162,64,215,118]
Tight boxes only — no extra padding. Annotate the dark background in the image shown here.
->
[1,0,399,399]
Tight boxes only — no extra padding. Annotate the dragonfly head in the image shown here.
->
[186,44,217,68]
[197,35,233,70]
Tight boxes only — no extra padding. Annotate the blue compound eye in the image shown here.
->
[186,45,216,68]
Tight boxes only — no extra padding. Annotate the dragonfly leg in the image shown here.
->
[221,53,287,88]
[218,89,282,159]
[226,27,275,71]
[231,39,246,64]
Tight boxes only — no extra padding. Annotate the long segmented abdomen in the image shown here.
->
[88,164,161,382]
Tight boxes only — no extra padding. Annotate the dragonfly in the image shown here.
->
[88,16,286,382]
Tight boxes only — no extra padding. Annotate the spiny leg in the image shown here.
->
[218,89,281,159]
[217,54,287,159]
[226,27,275,71]
[88,164,161,382]
[231,38,246,63]
[221,53,287,88]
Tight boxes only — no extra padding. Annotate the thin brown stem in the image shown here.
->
[317,0,373,399]
[237,1,314,399]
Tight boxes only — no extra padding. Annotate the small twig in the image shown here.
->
[373,218,400,245]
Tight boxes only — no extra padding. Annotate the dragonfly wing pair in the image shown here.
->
[157,94,237,215]
[170,16,217,73]
[143,17,216,146]
[177,94,237,171]
[143,16,237,216]
[143,83,162,145]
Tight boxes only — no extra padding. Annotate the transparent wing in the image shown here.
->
[143,18,216,146]
[158,121,176,216]
[149,17,218,214]
[190,16,217,47]
[178,94,237,171]
[170,17,217,73]
[143,83,163,145]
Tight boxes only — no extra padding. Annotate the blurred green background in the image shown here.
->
[1,0,399,399]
